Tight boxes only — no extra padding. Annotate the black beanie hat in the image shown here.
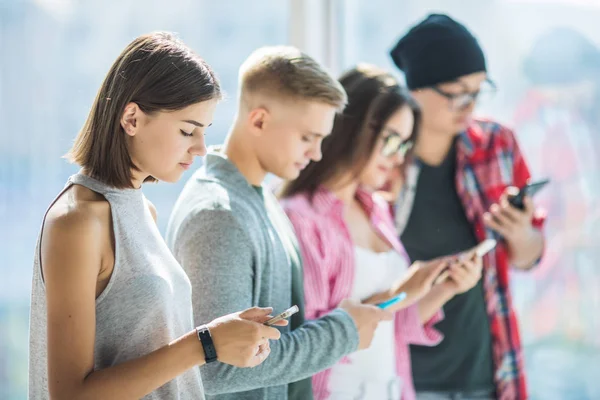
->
[390,14,487,90]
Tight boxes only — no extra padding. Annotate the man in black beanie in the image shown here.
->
[389,14,546,400]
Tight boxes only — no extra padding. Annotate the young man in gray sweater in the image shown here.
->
[166,46,392,400]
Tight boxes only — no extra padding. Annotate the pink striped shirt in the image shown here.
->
[281,187,444,400]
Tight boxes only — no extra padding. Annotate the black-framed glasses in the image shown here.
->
[431,78,497,111]
[381,133,414,158]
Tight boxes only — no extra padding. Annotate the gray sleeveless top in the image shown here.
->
[28,173,205,399]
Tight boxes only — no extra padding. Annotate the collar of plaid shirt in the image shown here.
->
[395,118,545,400]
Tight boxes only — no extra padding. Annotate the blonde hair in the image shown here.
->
[239,46,347,111]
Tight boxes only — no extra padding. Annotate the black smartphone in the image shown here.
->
[508,179,550,210]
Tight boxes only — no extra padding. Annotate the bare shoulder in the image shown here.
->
[44,185,110,238]
[42,185,112,279]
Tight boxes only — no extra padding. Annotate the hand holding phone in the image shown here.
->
[338,299,394,350]
[264,305,299,326]
[508,179,550,210]
[207,307,283,368]
[434,239,496,285]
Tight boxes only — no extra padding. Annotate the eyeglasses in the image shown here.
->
[381,133,414,158]
[430,78,497,111]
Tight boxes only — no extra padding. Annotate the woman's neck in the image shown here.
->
[323,174,359,206]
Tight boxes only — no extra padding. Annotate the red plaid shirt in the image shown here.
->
[394,118,545,400]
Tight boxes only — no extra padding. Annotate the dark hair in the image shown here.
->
[280,64,420,198]
[67,32,221,188]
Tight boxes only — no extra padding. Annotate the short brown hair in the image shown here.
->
[238,46,346,110]
[280,64,420,198]
[67,32,221,188]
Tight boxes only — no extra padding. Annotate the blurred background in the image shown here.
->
[1,0,599,398]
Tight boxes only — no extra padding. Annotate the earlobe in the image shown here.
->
[121,102,139,137]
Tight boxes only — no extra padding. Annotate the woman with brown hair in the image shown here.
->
[28,32,283,400]
[280,64,482,400]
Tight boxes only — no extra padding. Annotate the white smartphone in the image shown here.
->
[264,305,299,326]
[474,239,497,258]
[434,239,497,285]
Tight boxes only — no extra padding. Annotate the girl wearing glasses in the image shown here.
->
[279,65,480,400]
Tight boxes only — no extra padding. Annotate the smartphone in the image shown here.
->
[474,238,497,258]
[508,179,550,210]
[377,292,407,309]
[434,239,497,284]
[264,305,299,326]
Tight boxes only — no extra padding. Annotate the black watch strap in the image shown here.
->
[196,325,218,363]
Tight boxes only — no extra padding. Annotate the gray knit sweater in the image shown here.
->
[166,149,359,400]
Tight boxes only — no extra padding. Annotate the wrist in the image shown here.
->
[431,282,457,300]
[179,330,206,367]
[509,228,543,267]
